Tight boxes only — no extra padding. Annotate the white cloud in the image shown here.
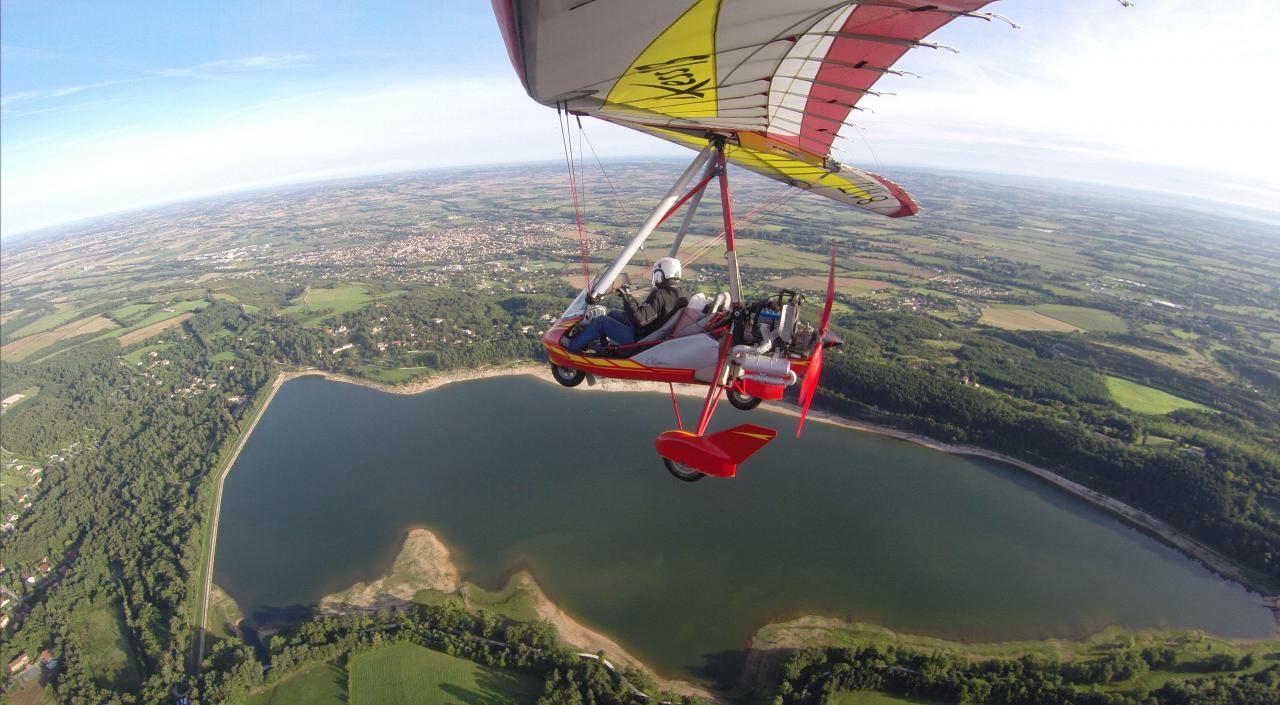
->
[4,1,1278,236]
[0,54,313,109]
[837,0,1280,207]
[0,77,671,234]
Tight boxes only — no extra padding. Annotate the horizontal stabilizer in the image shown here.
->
[655,424,777,478]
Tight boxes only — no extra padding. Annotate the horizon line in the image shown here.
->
[3,158,1277,244]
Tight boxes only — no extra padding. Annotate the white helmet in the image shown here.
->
[652,257,682,286]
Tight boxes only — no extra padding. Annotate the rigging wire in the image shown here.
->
[557,105,590,288]
[682,184,803,267]
[579,125,634,222]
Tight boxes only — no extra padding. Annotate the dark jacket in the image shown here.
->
[622,282,686,339]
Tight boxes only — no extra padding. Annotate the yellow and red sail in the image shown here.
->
[494,0,994,218]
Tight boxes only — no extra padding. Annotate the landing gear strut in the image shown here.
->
[726,389,762,411]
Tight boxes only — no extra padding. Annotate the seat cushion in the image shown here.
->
[638,292,706,343]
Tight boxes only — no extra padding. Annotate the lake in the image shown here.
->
[213,375,1273,681]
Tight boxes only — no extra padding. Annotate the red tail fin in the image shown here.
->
[656,424,777,478]
[707,424,777,465]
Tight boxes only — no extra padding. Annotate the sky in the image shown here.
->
[2,0,1278,237]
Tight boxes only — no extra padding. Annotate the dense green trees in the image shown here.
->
[237,604,663,705]
[775,644,1280,705]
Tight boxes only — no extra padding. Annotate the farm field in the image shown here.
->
[348,643,542,705]
[0,314,118,361]
[1105,376,1210,415]
[769,275,900,296]
[3,304,87,339]
[110,302,153,320]
[128,299,208,327]
[1030,304,1127,332]
[245,662,345,705]
[118,313,193,346]
[978,307,1080,332]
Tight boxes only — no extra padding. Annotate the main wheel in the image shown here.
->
[550,363,585,388]
[663,458,706,482]
[727,388,763,411]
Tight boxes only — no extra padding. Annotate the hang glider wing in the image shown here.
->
[494,0,995,218]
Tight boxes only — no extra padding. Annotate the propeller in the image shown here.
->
[797,244,837,437]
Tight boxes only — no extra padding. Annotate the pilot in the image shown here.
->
[564,257,687,353]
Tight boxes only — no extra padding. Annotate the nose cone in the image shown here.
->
[822,330,843,349]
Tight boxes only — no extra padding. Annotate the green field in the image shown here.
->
[209,350,238,363]
[122,343,174,365]
[1106,376,1209,414]
[5,305,86,338]
[348,643,541,705]
[247,662,345,705]
[110,302,154,320]
[982,304,1126,333]
[72,601,142,691]
[281,283,373,324]
[127,300,208,328]
[1032,304,1128,332]
[354,364,431,385]
[831,692,941,705]
[458,572,542,622]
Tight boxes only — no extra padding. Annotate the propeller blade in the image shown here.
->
[796,340,823,437]
[798,243,837,437]
[819,243,836,335]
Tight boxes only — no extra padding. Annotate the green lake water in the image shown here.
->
[213,375,1273,681]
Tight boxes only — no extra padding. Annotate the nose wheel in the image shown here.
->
[662,458,705,482]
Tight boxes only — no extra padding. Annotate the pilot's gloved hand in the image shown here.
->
[617,284,632,299]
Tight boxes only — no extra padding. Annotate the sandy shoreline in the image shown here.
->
[316,526,715,700]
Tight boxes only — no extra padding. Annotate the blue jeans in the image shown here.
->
[564,311,635,352]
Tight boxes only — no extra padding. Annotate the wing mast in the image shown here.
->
[586,142,716,301]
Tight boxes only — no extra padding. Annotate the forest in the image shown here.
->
[774,643,1280,705]
[197,602,677,705]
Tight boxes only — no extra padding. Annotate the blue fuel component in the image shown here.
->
[759,309,781,324]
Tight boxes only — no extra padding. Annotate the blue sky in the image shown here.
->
[2,0,1278,236]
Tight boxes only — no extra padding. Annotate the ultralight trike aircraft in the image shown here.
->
[493,0,1005,480]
